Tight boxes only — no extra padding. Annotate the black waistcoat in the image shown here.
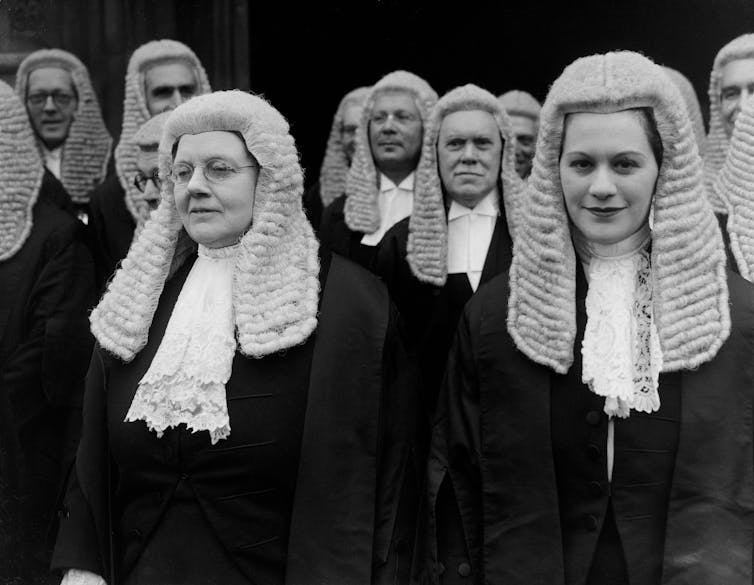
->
[551,266,681,585]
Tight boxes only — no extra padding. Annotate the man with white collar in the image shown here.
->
[319,70,438,270]
[15,49,112,223]
[375,84,519,412]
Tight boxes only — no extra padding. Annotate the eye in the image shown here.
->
[474,138,493,149]
[152,87,173,98]
[171,163,194,184]
[614,157,639,172]
[371,113,387,124]
[446,138,464,149]
[568,158,592,171]
[206,160,236,181]
[722,88,741,101]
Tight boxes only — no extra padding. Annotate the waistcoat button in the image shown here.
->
[587,443,601,460]
[588,481,603,497]
[457,562,472,577]
[585,410,602,426]
[583,514,599,531]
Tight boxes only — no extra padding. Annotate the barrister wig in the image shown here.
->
[318,86,371,207]
[661,66,707,156]
[713,95,754,280]
[498,89,542,123]
[344,70,438,234]
[0,80,44,261]
[15,49,112,204]
[90,90,320,362]
[507,51,730,374]
[703,33,754,213]
[115,40,211,224]
[407,84,521,286]
[132,111,171,150]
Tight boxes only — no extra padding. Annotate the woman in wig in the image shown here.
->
[53,90,420,585]
[421,52,754,585]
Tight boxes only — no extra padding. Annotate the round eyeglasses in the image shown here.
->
[133,170,162,193]
[170,159,258,185]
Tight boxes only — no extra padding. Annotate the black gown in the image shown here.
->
[375,214,513,413]
[52,250,422,585]
[319,193,382,271]
[88,174,136,288]
[420,267,754,585]
[0,185,96,583]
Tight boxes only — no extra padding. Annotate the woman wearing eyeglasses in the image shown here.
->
[52,91,421,585]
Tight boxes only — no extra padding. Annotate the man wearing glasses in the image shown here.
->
[320,70,438,271]
[15,49,112,223]
[132,112,170,216]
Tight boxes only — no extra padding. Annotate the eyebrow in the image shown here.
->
[562,150,648,157]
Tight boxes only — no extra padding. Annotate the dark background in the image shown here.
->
[2,0,754,186]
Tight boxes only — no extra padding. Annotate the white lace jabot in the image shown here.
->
[125,243,240,444]
[575,224,663,418]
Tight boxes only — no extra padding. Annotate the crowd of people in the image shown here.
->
[1,31,754,585]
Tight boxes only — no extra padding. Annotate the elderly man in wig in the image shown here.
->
[15,49,112,224]
[320,70,438,270]
[88,39,210,286]
[303,86,370,233]
[0,81,95,584]
[376,84,520,413]
[498,90,541,179]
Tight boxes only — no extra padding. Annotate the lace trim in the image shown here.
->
[126,250,237,444]
[581,248,663,418]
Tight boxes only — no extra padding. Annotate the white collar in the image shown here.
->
[379,172,415,193]
[43,144,63,160]
[447,189,500,221]
[573,222,652,264]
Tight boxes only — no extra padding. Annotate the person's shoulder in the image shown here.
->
[381,216,410,246]
[727,270,754,333]
[89,174,123,204]
[322,250,389,309]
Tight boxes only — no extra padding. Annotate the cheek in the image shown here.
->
[174,190,190,218]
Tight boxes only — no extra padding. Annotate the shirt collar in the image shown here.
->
[43,145,63,161]
[379,172,415,193]
[447,188,500,221]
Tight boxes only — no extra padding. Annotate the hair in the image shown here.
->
[560,107,663,168]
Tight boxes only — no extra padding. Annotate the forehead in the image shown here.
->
[174,130,249,161]
[510,115,537,136]
[28,67,74,91]
[562,111,651,153]
[144,61,196,86]
[136,148,159,172]
[372,90,419,113]
[439,109,499,136]
[721,57,754,88]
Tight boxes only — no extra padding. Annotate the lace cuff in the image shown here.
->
[60,568,107,585]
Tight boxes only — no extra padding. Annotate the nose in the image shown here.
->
[144,182,161,205]
[380,113,398,133]
[43,95,57,112]
[171,88,184,108]
[737,88,753,112]
[186,166,209,194]
[460,142,477,162]
[588,166,617,199]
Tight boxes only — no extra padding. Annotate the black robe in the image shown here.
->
[0,189,96,583]
[302,179,324,236]
[52,250,422,585]
[88,175,136,288]
[319,193,382,271]
[420,268,754,585]
[375,215,513,413]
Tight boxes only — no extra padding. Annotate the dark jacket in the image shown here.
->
[319,194,382,271]
[420,268,754,585]
[0,190,96,582]
[375,215,512,413]
[53,250,422,585]
[302,179,324,236]
[88,174,136,288]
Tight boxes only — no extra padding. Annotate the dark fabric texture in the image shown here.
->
[375,214,512,413]
[302,179,324,236]
[420,269,754,585]
[0,189,96,583]
[716,212,740,276]
[319,193,381,271]
[53,250,421,585]
[88,174,136,289]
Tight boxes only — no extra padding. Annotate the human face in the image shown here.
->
[173,131,259,248]
[720,57,754,139]
[135,149,161,213]
[438,110,502,209]
[144,62,198,115]
[510,115,537,178]
[340,103,363,165]
[26,67,78,149]
[368,91,423,176]
[559,111,659,246]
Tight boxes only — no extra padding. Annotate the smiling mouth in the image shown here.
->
[585,207,625,217]
[190,208,218,214]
